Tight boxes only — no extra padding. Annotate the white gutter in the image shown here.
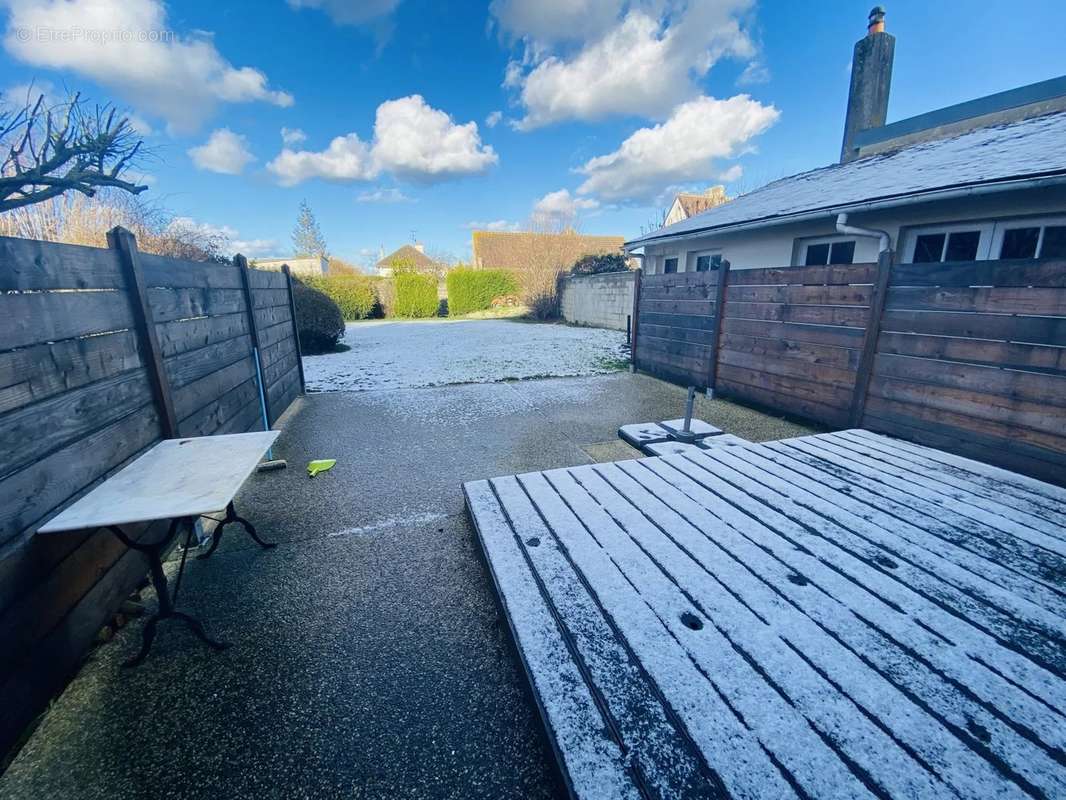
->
[624,173,1066,251]
[836,213,892,252]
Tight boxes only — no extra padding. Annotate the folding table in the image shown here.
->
[38,431,280,666]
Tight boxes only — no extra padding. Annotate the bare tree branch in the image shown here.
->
[0,90,148,212]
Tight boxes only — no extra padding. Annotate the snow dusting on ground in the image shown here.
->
[303,319,629,392]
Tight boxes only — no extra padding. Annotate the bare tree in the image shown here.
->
[0,91,147,212]
[0,191,229,262]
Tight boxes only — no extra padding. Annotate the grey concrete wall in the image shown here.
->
[560,271,636,331]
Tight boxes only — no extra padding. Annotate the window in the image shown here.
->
[695,253,723,272]
[663,257,678,274]
[991,217,1066,259]
[800,238,856,266]
[904,222,993,263]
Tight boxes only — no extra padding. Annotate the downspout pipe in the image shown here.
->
[836,212,892,253]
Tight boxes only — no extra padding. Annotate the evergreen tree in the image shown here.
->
[292,199,328,257]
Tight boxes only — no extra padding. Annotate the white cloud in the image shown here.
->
[356,187,412,203]
[505,0,755,129]
[371,95,498,182]
[167,217,278,257]
[267,134,373,186]
[463,219,520,231]
[717,163,743,182]
[2,0,292,133]
[281,127,307,146]
[490,0,623,48]
[286,0,400,26]
[532,188,599,227]
[737,59,770,85]
[485,110,503,128]
[267,94,497,186]
[575,94,778,203]
[187,128,255,174]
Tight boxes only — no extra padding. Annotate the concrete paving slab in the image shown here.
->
[642,441,706,457]
[618,422,672,447]
[659,418,722,438]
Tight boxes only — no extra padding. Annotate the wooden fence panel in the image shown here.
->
[863,259,1066,485]
[634,270,720,387]
[0,234,303,757]
[715,263,876,428]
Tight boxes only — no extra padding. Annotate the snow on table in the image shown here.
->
[303,319,628,392]
[463,429,1066,800]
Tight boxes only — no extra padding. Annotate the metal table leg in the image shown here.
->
[107,518,229,667]
[197,501,277,560]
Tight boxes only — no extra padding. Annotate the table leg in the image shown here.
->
[108,519,229,667]
[197,501,276,560]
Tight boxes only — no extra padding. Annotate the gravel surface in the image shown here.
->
[303,319,629,392]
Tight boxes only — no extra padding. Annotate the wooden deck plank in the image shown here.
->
[489,477,724,800]
[516,470,816,799]
[840,430,1066,522]
[563,465,967,800]
[767,439,1066,591]
[464,431,1066,800]
[731,443,1066,617]
[820,433,1066,544]
[649,453,1066,748]
[614,458,1065,800]
[462,480,642,800]
[690,446,1066,680]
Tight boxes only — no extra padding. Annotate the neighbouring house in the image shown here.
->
[471,230,626,272]
[627,8,1066,273]
[663,185,730,227]
[253,255,328,277]
[376,242,441,277]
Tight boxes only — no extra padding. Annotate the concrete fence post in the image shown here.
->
[849,249,894,427]
[108,226,178,438]
[705,259,731,395]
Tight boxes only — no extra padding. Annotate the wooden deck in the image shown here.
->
[463,429,1066,800]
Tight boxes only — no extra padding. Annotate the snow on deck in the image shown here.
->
[464,429,1066,800]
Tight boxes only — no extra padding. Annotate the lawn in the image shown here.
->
[303,318,630,392]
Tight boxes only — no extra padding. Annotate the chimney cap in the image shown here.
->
[868,6,886,33]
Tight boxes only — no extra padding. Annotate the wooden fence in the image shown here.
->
[0,230,303,756]
[633,256,1066,486]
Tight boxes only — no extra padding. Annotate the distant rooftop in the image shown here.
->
[627,109,1066,248]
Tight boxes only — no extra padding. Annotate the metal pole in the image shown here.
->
[674,386,699,443]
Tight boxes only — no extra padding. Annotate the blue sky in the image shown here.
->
[1,0,1060,268]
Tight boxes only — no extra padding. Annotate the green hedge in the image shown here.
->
[304,274,378,320]
[292,281,345,353]
[393,272,439,317]
[446,268,518,316]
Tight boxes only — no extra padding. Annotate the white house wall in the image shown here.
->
[639,184,1066,272]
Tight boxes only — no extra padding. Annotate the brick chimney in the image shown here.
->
[840,6,895,162]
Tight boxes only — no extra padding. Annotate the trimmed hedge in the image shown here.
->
[292,280,345,353]
[571,253,630,275]
[446,268,518,316]
[393,272,439,318]
[304,274,378,320]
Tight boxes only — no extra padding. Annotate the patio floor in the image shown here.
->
[0,372,817,800]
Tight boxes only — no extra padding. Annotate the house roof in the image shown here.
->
[376,244,438,269]
[472,231,625,270]
[628,110,1066,248]
[673,186,729,218]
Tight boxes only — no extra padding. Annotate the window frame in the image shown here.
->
[663,256,679,274]
[989,214,1066,259]
[901,220,995,264]
[688,249,724,273]
[793,235,858,267]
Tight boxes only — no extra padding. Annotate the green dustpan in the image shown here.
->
[307,459,337,477]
